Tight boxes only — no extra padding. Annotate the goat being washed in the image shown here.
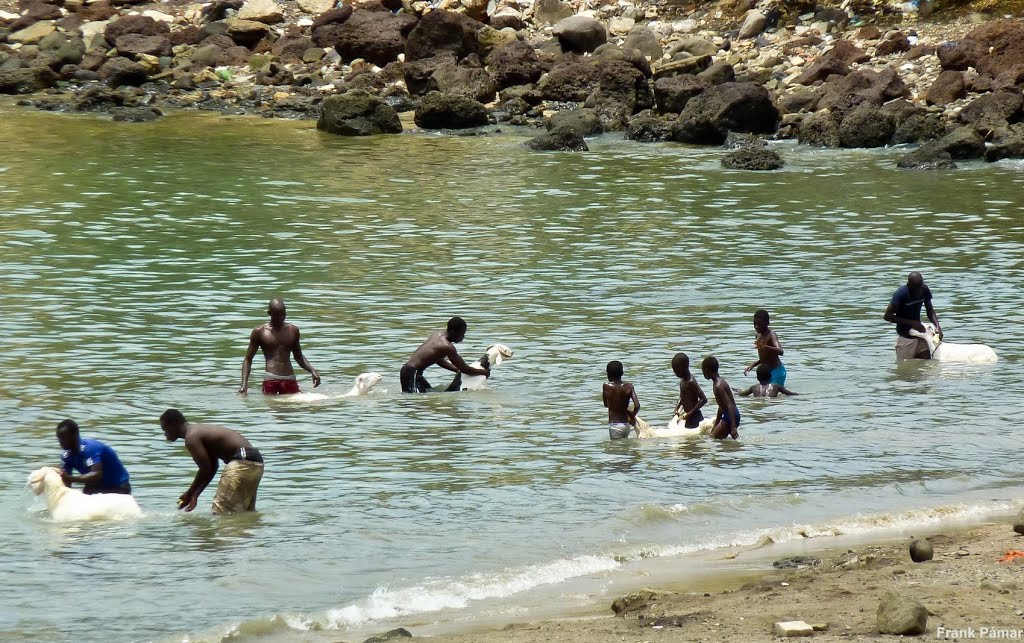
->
[446,344,514,391]
[27,467,142,522]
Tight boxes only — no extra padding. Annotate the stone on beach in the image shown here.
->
[317,90,402,136]
[876,591,928,635]
[611,589,657,616]
[413,91,489,129]
[774,620,815,637]
[722,145,784,170]
[553,16,607,54]
[909,539,934,562]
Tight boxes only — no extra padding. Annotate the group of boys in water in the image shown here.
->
[51,272,939,513]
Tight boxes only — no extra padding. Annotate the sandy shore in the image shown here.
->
[414,517,1024,642]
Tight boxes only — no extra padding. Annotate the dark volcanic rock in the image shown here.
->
[526,124,588,151]
[538,59,599,102]
[431,61,496,103]
[897,141,957,170]
[104,15,169,45]
[653,74,708,114]
[985,136,1024,162]
[721,145,784,170]
[839,103,895,148]
[487,41,544,90]
[671,81,778,144]
[404,9,480,63]
[111,105,163,121]
[0,66,58,93]
[547,107,602,135]
[403,52,454,96]
[317,90,402,136]
[959,91,1024,126]
[98,57,148,87]
[797,110,840,147]
[624,109,672,142]
[593,57,653,130]
[115,33,172,58]
[413,91,488,129]
[329,10,417,66]
[793,57,849,85]
[925,70,965,106]
[933,126,986,159]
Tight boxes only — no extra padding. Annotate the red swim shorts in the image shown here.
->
[262,379,300,395]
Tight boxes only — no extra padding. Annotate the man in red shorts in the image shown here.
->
[238,298,321,395]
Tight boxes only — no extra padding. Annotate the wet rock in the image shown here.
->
[98,56,148,86]
[526,124,588,151]
[1014,509,1024,534]
[722,145,784,170]
[926,70,965,106]
[0,65,57,93]
[539,59,599,102]
[405,10,480,63]
[111,105,162,121]
[653,73,708,114]
[897,142,956,169]
[935,126,986,158]
[909,539,934,562]
[672,81,779,144]
[487,41,544,90]
[553,16,607,54]
[839,103,894,148]
[362,628,412,643]
[876,591,928,635]
[892,112,945,144]
[797,110,840,146]
[414,91,488,129]
[624,109,672,141]
[317,89,402,135]
[611,590,657,616]
[548,108,602,135]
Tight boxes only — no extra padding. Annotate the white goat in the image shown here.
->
[634,415,715,438]
[277,372,384,402]
[446,344,514,391]
[909,323,998,364]
[27,467,142,522]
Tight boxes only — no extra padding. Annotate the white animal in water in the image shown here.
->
[277,372,384,402]
[909,324,998,364]
[27,467,142,522]
[446,344,514,391]
[634,415,715,438]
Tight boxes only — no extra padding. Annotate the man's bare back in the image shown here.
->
[603,381,637,425]
[185,423,254,465]
[406,331,457,370]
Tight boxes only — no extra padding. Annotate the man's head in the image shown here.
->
[606,360,624,381]
[671,352,690,378]
[446,316,467,343]
[56,419,80,451]
[907,272,925,297]
[756,363,772,384]
[160,408,188,442]
[753,309,770,333]
[701,356,719,379]
[267,298,287,327]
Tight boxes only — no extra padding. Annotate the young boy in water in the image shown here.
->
[702,356,740,440]
[736,364,799,398]
[744,309,786,387]
[672,352,707,428]
[603,360,640,440]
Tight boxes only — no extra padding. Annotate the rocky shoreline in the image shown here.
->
[1,0,1023,167]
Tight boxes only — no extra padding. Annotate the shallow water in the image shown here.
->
[1,104,1022,642]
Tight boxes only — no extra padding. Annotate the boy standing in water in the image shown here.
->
[736,364,799,398]
[672,353,707,428]
[603,360,640,439]
[744,309,786,387]
[702,356,740,439]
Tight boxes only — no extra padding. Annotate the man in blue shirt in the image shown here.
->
[884,271,942,359]
[57,419,132,495]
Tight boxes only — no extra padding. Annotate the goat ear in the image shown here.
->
[493,353,503,366]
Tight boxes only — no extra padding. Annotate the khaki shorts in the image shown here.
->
[895,335,930,360]
[212,460,264,514]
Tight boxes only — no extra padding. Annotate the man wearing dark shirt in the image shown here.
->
[884,271,942,359]
[57,419,132,495]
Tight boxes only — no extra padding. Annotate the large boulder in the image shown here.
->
[961,20,1024,77]
[722,145,784,170]
[487,40,544,89]
[897,142,957,169]
[593,58,653,129]
[403,52,454,95]
[985,135,1024,162]
[115,33,172,58]
[527,124,589,151]
[98,56,148,86]
[624,110,673,142]
[672,81,778,144]
[330,10,416,65]
[838,103,894,148]
[532,0,573,25]
[547,108,602,135]
[414,91,488,128]
[104,14,168,46]
[0,66,57,93]
[317,90,402,136]
[552,16,606,54]
[404,10,480,63]
[623,26,661,60]
[958,91,1024,127]
[937,40,987,71]
[932,126,986,159]
[877,592,928,635]
[538,59,599,102]
[925,70,965,106]
[432,61,496,102]
[654,74,709,114]
[892,112,945,144]
[797,110,840,146]
[310,6,353,48]
[237,0,284,24]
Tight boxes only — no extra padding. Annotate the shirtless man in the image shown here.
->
[671,352,707,429]
[400,317,488,393]
[160,408,264,514]
[603,360,640,439]
[702,356,740,440]
[736,363,799,398]
[239,298,320,395]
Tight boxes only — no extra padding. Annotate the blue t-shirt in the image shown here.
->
[891,284,932,338]
[61,437,130,488]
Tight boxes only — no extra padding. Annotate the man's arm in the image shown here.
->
[445,347,488,376]
[61,462,104,487]
[883,302,927,333]
[777,386,798,396]
[291,329,321,388]
[628,384,640,425]
[924,299,941,337]
[239,328,261,394]
[180,437,218,512]
[435,358,459,373]
[735,386,754,397]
